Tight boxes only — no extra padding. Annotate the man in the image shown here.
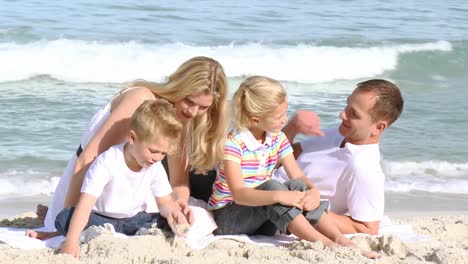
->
[273,79,404,235]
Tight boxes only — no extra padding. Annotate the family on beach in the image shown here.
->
[26,56,404,259]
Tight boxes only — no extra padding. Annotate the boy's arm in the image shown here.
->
[327,212,380,235]
[224,160,304,209]
[60,193,97,258]
[279,153,320,211]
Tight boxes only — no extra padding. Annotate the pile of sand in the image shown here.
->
[1,214,467,264]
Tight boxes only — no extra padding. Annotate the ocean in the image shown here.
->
[1,0,467,217]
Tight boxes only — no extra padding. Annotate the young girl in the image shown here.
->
[207,76,379,259]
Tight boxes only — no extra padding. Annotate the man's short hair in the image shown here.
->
[356,79,404,126]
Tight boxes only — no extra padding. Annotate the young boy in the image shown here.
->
[28,99,193,258]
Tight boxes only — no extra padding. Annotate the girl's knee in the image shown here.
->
[284,179,308,191]
[258,179,288,191]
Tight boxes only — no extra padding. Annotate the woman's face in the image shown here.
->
[174,93,214,122]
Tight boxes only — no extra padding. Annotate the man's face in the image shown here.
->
[338,90,380,145]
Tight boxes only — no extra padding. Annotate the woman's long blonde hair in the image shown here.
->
[133,56,228,174]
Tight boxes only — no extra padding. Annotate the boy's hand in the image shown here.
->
[278,190,305,210]
[60,239,80,258]
[300,188,320,211]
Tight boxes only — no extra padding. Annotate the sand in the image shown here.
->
[0,212,467,264]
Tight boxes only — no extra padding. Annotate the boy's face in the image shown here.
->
[257,99,288,133]
[129,132,172,170]
[338,90,386,144]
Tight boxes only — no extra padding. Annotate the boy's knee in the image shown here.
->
[284,179,308,191]
[55,207,75,235]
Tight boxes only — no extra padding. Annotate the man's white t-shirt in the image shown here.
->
[272,127,385,222]
[81,143,172,219]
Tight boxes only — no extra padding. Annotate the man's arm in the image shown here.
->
[282,110,324,144]
[327,211,380,235]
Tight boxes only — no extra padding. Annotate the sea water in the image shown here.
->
[1,0,467,216]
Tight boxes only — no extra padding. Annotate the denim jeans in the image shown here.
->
[55,208,169,236]
[213,179,328,236]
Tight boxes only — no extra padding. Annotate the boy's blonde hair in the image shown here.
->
[232,76,286,131]
[130,99,183,151]
[131,56,228,173]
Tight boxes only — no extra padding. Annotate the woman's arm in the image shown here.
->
[64,88,155,207]
[167,147,190,204]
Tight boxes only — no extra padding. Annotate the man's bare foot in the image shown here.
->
[25,230,60,240]
[36,204,48,223]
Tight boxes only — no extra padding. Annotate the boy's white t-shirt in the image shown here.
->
[81,143,172,219]
[272,127,385,222]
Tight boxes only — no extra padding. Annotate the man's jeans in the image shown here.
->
[55,208,168,236]
[213,179,328,236]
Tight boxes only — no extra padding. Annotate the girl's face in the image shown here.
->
[257,99,288,133]
[174,93,214,122]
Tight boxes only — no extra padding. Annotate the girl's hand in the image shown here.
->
[300,188,320,211]
[278,190,306,210]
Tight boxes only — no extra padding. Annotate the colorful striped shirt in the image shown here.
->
[207,130,293,210]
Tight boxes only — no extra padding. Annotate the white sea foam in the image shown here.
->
[382,160,468,194]
[0,169,60,197]
[1,159,466,200]
[0,40,452,84]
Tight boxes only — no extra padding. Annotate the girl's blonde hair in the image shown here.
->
[130,99,182,154]
[232,76,286,131]
[132,56,228,174]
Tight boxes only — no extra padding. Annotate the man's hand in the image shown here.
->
[60,239,80,258]
[290,110,325,136]
[300,187,320,211]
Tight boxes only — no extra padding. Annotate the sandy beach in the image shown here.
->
[1,211,467,264]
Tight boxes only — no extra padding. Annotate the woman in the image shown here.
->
[41,56,229,231]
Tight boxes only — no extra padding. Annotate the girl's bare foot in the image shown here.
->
[36,204,48,223]
[25,230,60,240]
[361,249,380,259]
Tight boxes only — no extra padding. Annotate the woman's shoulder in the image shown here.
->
[112,86,156,110]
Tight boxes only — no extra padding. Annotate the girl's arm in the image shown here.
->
[60,193,97,258]
[64,88,155,207]
[280,153,320,211]
[224,160,304,209]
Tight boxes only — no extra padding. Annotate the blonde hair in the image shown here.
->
[132,56,228,173]
[232,76,286,131]
[130,100,183,152]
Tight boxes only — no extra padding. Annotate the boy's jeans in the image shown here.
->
[213,179,328,236]
[55,208,168,236]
